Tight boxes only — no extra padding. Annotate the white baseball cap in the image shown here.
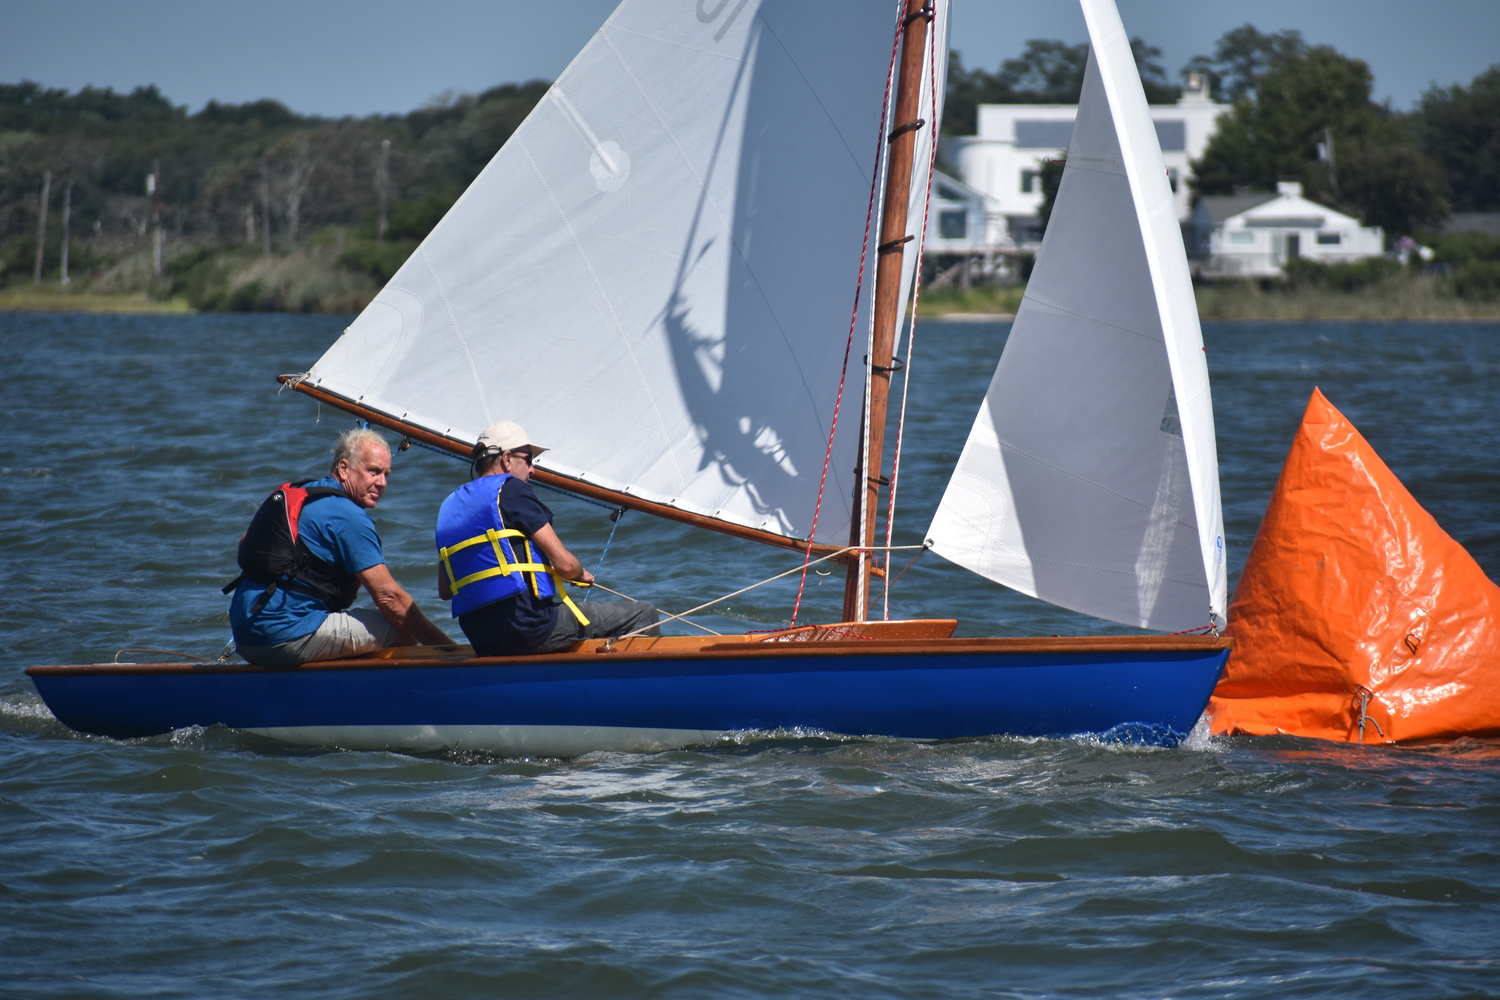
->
[474,420,548,457]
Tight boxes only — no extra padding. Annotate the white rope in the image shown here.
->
[610,544,927,643]
[587,581,722,636]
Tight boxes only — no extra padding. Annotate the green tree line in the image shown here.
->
[1,79,548,303]
[2,21,1495,309]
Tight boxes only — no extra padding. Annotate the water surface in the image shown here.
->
[3,313,1498,998]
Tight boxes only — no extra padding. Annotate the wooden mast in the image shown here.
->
[842,0,932,622]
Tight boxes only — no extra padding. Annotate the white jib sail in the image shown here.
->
[925,0,1227,632]
[305,0,943,547]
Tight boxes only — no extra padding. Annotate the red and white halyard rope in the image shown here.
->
[790,0,907,626]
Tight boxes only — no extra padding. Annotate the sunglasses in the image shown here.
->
[508,450,535,465]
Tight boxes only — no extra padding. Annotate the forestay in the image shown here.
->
[305,0,943,547]
[926,0,1227,632]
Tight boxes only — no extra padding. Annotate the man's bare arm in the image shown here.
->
[356,563,452,645]
[530,523,593,583]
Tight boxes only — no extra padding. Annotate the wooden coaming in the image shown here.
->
[29,633,1232,676]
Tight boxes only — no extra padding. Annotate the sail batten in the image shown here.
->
[925,0,1226,633]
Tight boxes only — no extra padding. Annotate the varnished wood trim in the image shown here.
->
[28,634,1231,676]
[279,376,843,559]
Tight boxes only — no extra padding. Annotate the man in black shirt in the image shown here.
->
[436,420,659,656]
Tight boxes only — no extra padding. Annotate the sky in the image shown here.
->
[4,1,1497,118]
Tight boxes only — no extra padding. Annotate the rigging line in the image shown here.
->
[883,9,942,620]
[619,544,926,642]
[888,542,929,588]
[585,508,626,600]
[587,580,722,636]
[790,0,905,626]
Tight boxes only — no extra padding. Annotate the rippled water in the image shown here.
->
[3,313,1499,998]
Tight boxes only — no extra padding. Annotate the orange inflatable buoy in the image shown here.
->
[1210,387,1500,743]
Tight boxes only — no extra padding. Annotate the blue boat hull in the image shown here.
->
[29,637,1231,755]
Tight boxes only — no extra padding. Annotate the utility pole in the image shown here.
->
[32,170,51,284]
[1323,127,1338,200]
[148,160,163,277]
[60,180,73,286]
[260,157,272,257]
[376,138,391,242]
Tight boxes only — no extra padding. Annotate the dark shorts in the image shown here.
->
[461,599,660,656]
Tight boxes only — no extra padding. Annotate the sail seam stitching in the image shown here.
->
[750,7,867,175]
[419,248,491,424]
[994,438,1196,530]
[1019,292,1160,345]
[598,24,826,498]
[1083,0,1227,622]
[516,134,684,488]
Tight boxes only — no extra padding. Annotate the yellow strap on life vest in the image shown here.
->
[439,527,590,627]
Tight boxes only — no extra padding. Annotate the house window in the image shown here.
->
[1021,169,1039,193]
[936,184,963,202]
[1229,231,1255,245]
[1167,168,1179,193]
[938,210,967,240]
[1317,232,1342,245]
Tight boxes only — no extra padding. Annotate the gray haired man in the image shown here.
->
[230,428,451,667]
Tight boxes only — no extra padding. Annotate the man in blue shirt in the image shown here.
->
[232,429,450,667]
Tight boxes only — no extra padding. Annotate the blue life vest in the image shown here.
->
[435,474,589,625]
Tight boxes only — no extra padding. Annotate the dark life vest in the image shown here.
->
[223,481,362,616]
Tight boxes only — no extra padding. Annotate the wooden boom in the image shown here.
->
[280,375,844,560]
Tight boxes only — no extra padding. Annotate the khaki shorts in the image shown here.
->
[237,608,403,667]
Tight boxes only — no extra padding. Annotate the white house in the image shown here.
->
[921,171,1012,284]
[925,171,1003,253]
[940,72,1226,251]
[1190,181,1385,278]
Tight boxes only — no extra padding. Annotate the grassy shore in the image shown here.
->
[0,230,384,315]
[917,286,1026,318]
[6,240,1498,322]
[917,277,1500,321]
[0,286,192,313]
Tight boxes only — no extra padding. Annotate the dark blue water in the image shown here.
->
[3,313,1499,998]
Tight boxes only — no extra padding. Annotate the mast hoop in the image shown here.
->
[863,354,905,374]
[877,235,914,255]
[888,118,926,142]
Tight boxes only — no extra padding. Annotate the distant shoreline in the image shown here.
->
[917,280,1500,323]
[0,289,192,314]
[4,287,1497,323]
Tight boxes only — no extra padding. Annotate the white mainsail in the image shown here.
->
[306,0,945,546]
[926,0,1228,632]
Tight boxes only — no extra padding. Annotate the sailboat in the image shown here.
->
[29,0,1231,755]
